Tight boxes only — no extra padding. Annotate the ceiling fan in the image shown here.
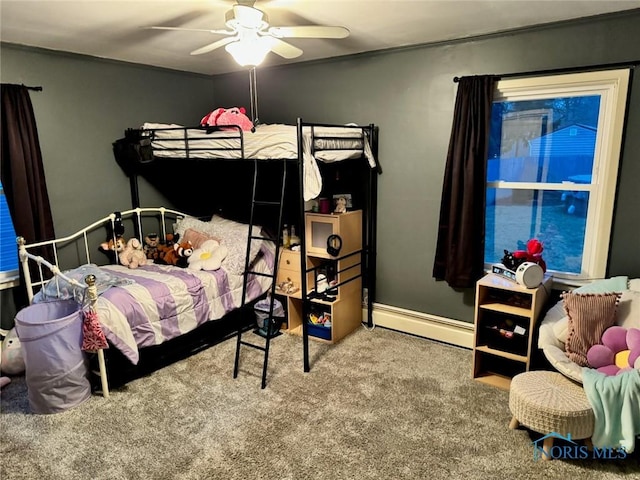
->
[149,1,350,66]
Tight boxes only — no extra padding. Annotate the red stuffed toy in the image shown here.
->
[157,240,193,268]
[513,238,547,272]
[200,107,255,132]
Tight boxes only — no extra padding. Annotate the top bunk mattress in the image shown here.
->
[141,122,377,167]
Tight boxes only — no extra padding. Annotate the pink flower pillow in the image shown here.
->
[586,326,640,375]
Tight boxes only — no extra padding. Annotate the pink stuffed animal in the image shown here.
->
[200,107,255,132]
[119,238,148,269]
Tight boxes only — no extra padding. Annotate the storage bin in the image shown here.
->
[307,322,332,340]
[307,307,332,340]
[15,300,91,414]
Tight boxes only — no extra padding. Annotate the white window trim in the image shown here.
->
[490,69,630,282]
[0,276,19,291]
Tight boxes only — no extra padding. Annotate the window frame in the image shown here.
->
[485,69,630,282]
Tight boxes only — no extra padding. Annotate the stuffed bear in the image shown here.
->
[200,107,255,132]
[119,238,148,269]
[144,233,160,261]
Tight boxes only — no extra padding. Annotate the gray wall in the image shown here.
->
[2,11,639,326]
[0,44,217,234]
[211,11,640,322]
[0,45,216,325]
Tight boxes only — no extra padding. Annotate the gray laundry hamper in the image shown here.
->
[15,299,91,414]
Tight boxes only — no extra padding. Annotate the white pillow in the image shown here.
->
[618,289,640,329]
[175,216,263,275]
[537,300,568,350]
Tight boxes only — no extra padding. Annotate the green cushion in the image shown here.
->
[574,276,628,294]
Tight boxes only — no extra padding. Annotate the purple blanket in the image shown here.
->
[96,246,274,364]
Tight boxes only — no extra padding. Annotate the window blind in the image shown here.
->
[0,182,19,275]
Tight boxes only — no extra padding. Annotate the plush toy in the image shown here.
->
[99,236,125,263]
[161,233,177,249]
[150,233,180,265]
[587,326,640,375]
[501,250,520,271]
[144,234,160,261]
[1,328,25,376]
[188,239,228,271]
[200,107,255,132]
[502,238,547,272]
[158,240,193,268]
[334,196,347,214]
[119,238,148,269]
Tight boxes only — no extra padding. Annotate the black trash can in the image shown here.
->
[15,299,91,414]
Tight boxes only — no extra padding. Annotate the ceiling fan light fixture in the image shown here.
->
[225,5,268,31]
[225,36,272,67]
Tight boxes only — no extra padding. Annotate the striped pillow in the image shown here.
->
[563,292,621,366]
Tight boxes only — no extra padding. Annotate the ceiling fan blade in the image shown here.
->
[268,25,349,39]
[190,37,237,55]
[268,38,303,59]
[146,26,233,35]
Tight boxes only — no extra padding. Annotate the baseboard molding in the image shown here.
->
[363,303,474,349]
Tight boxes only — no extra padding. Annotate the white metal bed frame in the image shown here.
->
[17,206,187,398]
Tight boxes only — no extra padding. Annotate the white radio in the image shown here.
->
[492,262,544,288]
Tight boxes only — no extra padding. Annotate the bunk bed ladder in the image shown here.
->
[233,159,287,389]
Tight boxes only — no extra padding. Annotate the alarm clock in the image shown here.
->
[515,262,544,288]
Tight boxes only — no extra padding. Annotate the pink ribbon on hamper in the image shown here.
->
[82,310,109,351]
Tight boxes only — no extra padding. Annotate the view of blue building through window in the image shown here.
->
[484,95,601,275]
[0,181,19,279]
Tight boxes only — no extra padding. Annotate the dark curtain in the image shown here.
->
[1,84,55,309]
[1,84,54,244]
[433,75,497,288]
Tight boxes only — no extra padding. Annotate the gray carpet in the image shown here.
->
[1,326,638,480]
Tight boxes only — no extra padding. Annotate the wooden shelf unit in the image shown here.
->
[472,273,552,390]
[275,210,363,344]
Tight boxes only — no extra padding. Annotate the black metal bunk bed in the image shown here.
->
[113,118,380,387]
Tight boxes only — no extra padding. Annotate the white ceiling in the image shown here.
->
[2,0,639,76]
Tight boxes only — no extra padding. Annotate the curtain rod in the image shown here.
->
[452,60,639,83]
[22,84,43,91]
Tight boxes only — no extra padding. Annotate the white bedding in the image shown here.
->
[141,122,377,200]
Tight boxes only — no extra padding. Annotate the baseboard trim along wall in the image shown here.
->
[363,303,474,349]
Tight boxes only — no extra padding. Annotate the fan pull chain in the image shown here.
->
[249,67,260,127]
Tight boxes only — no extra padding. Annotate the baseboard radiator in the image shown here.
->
[363,303,474,349]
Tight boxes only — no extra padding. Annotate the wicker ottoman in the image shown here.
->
[509,371,595,460]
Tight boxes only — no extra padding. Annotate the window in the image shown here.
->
[0,181,19,284]
[484,69,630,282]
